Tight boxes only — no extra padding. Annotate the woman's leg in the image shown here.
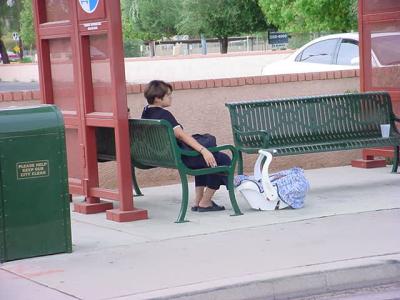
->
[191,175,206,210]
[198,187,225,211]
[198,187,217,207]
[183,152,228,211]
[195,186,205,207]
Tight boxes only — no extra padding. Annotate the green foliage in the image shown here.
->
[121,0,270,54]
[178,0,269,53]
[20,0,35,49]
[0,1,22,63]
[0,0,21,35]
[121,0,182,41]
[258,0,358,33]
[21,56,32,63]
[178,0,269,38]
[2,34,15,50]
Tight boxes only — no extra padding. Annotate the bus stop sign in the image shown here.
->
[79,0,100,14]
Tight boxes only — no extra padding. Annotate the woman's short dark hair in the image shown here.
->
[144,80,173,104]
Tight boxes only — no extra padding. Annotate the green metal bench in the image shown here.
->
[96,118,242,223]
[225,92,400,174]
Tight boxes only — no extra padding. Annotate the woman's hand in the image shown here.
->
[201,148,217,168]
[173,127,217,167]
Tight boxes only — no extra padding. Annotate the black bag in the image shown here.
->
[179,133,217,150]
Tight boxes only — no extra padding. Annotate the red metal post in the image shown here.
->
[32,0,148,222]
[356,0,400,165]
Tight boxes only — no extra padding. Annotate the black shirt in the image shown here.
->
[141,106,182,129]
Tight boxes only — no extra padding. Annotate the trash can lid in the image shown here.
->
[0,105,64,137]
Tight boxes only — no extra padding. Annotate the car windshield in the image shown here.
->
[297,39,339,64]
[371,34,400,65]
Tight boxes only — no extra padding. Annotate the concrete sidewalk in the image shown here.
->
[1,165,399,299]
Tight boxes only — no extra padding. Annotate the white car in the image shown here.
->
[261,32,400,75]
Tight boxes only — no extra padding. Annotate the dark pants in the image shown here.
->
[182,152,231,190]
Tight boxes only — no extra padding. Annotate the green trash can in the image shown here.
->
[0,105,72,262]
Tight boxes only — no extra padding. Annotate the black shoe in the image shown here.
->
[192,201,223,212]
[198,203,225,212]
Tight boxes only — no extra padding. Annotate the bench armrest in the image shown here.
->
[233,128,270,148]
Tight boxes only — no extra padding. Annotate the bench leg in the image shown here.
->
[175,171,189,223]
[392,145,399,173]
[131,166,144,196]
[238,151,244,175]
[228,170,243,216]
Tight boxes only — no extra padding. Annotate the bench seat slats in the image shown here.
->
[269,136,400,156]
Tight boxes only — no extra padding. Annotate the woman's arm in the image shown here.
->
[174,127,217,167]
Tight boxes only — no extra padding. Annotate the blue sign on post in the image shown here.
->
[78,0,100,14]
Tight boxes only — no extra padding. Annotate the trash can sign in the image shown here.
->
[16,160,49,180]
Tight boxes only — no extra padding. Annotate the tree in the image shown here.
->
[0,0,22,63]
[258,0,358,33]
[121,0,182,55]
[178,0,269,54]
[20,0,35,52]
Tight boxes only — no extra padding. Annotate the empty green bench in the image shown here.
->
[225,92,400,174]
[96,118,242,223]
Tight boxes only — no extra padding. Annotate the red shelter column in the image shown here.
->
[358,0,400,163]
[33,0,148,222]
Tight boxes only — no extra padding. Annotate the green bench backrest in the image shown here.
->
[226,92,393,147]
[129,119,180,168]
[96,119,180,169]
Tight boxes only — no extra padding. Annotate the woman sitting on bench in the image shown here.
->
[141,80,229,212]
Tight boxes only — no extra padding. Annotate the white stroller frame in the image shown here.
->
[236,150,289,210]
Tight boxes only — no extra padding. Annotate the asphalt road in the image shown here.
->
[0,81,39,92]
[0,52,291,83]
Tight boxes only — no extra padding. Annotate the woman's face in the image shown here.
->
[161,89,172,107]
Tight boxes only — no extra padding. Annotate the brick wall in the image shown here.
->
[0,69,359,102]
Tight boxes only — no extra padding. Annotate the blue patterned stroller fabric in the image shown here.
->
[234,167,310,208]
[269,167,310,208]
